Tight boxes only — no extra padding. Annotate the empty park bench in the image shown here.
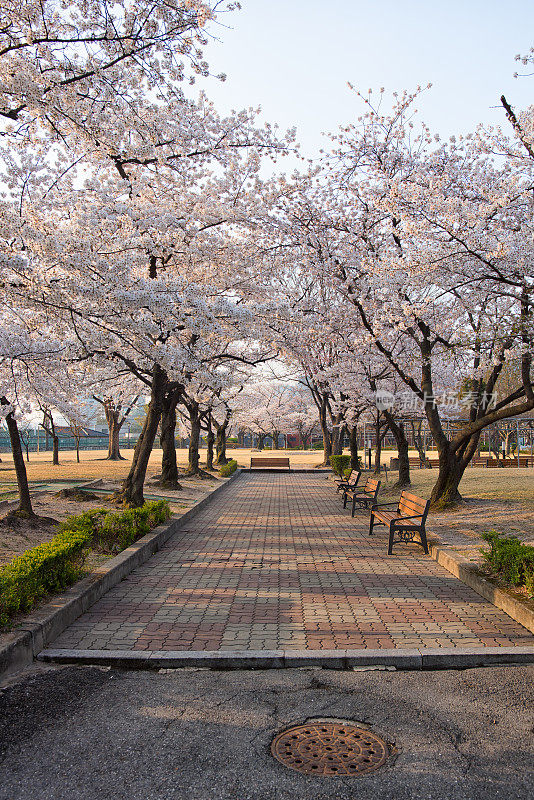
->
[343,477,381,517]
[485,457,531,468]
[408,456,439,469]
[369,490,430,555]
[250,457,291,471]
[334,468,361,493]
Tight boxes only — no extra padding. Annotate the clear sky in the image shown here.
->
[198,0,534,159]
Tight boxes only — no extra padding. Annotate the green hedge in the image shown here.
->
[219,459,237,477]
[481,531,534,594]
[0,500,171,627]
[330,455,351,476]
[0,528,91,626]
[59,500,171,555]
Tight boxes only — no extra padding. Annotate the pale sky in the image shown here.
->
[198,0,534,159]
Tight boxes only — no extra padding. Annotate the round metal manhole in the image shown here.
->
[271,719,391,777]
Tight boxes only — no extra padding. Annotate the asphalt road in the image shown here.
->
[0,664,533,800]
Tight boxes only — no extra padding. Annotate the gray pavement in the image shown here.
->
[1,663,533,800]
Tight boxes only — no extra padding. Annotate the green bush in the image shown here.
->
[480,531,534,593]
[0,500,171,627]
[219,459,237,477]
[0,527,91,626]
[331,455,351,476]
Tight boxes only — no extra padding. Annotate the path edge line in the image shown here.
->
[36,646,534,671]
[429,544,534,635]
[0,470,243,681]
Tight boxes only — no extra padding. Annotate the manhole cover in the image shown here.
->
[271,719,391,777]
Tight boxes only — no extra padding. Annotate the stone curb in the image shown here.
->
[0,470,243,680]
[429,544,534,635]
[36,646,534,671]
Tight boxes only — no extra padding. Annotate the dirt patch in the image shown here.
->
[0,493,117,568]
[428,498,534,548]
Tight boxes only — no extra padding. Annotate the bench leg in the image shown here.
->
[351,495,357,517]
[343,493,348,509]
[388,525,395,555]
[419,527,429,555]
[369,514,375,536]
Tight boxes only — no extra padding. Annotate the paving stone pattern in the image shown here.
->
[52,473,534,651]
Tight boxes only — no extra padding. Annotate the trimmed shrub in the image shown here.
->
[219,459,237,477]
[0,527,91,626]
[480,531,534,593]
[0,500,171,627]
[331,455,351,476]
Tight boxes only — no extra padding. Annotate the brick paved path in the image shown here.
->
[52,473,534,651]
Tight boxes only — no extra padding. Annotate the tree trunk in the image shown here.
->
[214,417,229,465]
[159,392,182,489]
[348,425,360,469]
[115,365,167,506]
[319,415,332,466]
[429,449,466,507]
[75,439,80,463]
[1,398,34,516]
[257,433,266,451]
[386,417,411,489]
[107,412,125,460]
[52,435,59,465]
[331,423,344,456]
[187,403,203,474]
[206,421,215,470]
[272,431,280,450]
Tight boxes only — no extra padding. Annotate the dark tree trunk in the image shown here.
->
[385,416,411,489]
[115,365,167,506]
[52,435,59,465]
[348,425,360,469]
[206,421,215,470]
[272,431,280,450]
[214,416,229,465]
[188,402,202,473]
[429,449,466,507]
[331,422,344,456]
[257,433,266,451]
[158,391,182,489]
[75,439,80,463]
[1,398,34,516]
[107,413,125,460]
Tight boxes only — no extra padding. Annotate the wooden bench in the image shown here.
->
[250,457,291,471]
[485,456,531,468]
[334,469,361,493]
[408,456,439,469]
[369,491,430,555]
[343,477,381,517]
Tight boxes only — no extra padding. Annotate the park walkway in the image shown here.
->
[52,473,534,652]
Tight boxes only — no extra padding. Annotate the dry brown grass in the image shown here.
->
[0,446,532,505]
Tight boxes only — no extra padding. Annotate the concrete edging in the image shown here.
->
[429,544,534,635]
[0,469,243,680]
[36,645,534,671]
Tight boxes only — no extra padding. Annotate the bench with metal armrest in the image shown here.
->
[334,469,361,494]
[343,477,381,517]
[369,490,430,555]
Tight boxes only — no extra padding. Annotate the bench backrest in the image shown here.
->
[348,469,361,486]
[398,491,430,521]
[363,477,381,494]
[250,457,290,468]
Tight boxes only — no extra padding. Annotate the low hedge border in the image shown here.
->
[0,470,241,679]
[0,500,170,627]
